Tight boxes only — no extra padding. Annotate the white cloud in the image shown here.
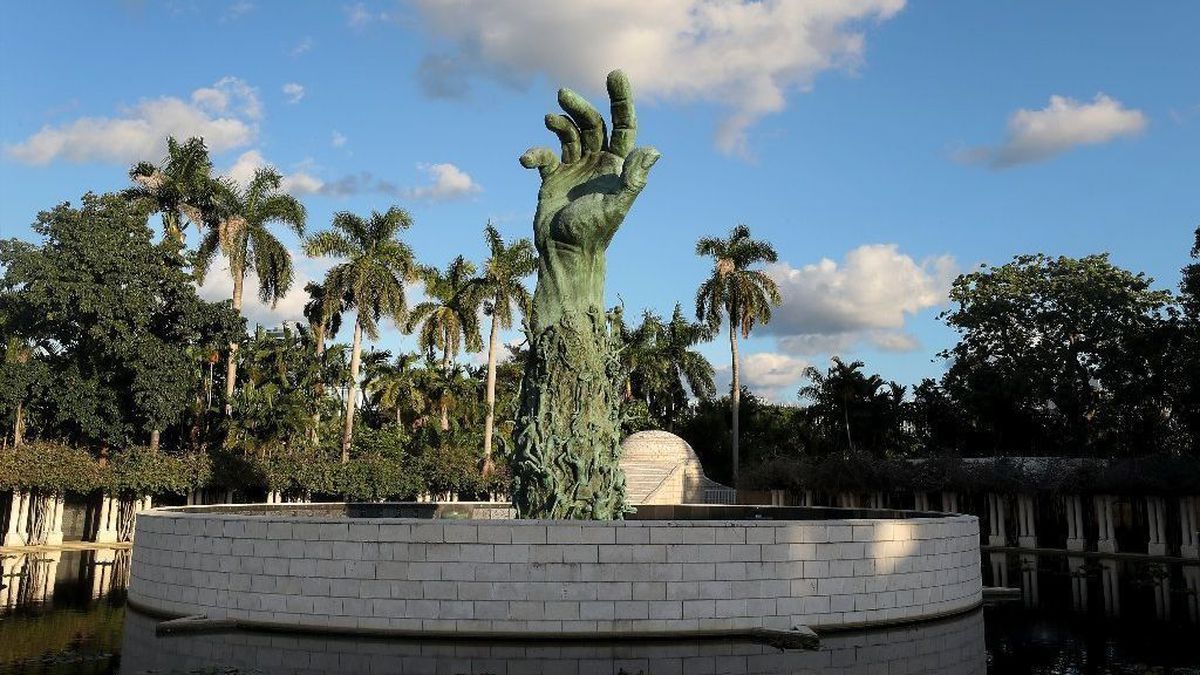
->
[222,1,254,21]
[221,152,479,201]
[345,2,387,27]
[290,37,313,57]
[196,257,319,328]
[282,83,306,104]
[221,149,323,197]
[410,0,904,155]
[765,244,957,355]
[5,77,260,166]
[959,93,1147,168]
[406,162,481,201]
[715,351,809,402]
[331,130,347,148]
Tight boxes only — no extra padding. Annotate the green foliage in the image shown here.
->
[941,253,1176,456]
[740,453,1200,497]
[0,191,242,449]
[105,445,207,496]
[0,442,103,493]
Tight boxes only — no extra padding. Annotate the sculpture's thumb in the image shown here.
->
[620,147,661,198]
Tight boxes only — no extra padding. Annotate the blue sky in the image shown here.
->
[2,1,1197,401]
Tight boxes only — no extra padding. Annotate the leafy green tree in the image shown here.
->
[464,224,535,473]
[406,255,483,430]
[694,224,780,484]
[940,253,1174,456]
[194,168,306,412]
[304,207,419,461]
[127,136,217,242]
[0,192,241,452]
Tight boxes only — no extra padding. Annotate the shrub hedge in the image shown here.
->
[740,452,1200,496]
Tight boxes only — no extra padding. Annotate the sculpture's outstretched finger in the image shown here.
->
[520,147,560,178]
[545,114,582,164]
[558,88,606,154]
[607,70,636,157]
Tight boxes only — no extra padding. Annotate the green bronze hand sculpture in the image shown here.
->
[512,69,661,519]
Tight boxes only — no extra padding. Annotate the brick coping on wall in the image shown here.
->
[128,505,982,639]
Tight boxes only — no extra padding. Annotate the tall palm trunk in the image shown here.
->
[224,271,245,416]
[482,311,500,476]
[12,399,25,448]
[149,429,160,452]
[440,326,451,431]
[341,320,363,463]
[729,321,741,488]
[311,323,326,441]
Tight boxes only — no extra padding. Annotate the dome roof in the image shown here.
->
[621,430,700,464]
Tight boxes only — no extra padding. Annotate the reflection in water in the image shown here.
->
[120,608,985,675]
[0,547,1197,673]
[1,549,129,612]
[0,549,130,674]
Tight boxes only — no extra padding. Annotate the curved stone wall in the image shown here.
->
[128,505,981,636]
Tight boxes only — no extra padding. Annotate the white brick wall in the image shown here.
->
[128,508,982,636]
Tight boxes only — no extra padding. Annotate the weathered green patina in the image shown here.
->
[512,70,660,519]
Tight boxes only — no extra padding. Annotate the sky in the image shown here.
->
[1,1,1197,402]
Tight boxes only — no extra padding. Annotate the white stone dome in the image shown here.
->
[621,430,700,463]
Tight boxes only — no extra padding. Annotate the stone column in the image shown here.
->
[125,495,152,543]
[941,491,960,513]
[1016,494,1037,548]
[1184,565,1200,622]
[224,489,234,504]
[769,489,785,506]
[914,492,930,511]
[868,492,885,509]
[1100,558,1120,616]
[987,493,1008,547]
[988,551,1008,588]
[91,548,116,599]
[266,490,282,505]
[0,554,21,609]
[1068,555,1088,611]
[3,490,31,547]
[1180,496,1199,559]
[1146,496,1168,556]
[1095,495,1117,554]
[1064,494,1086,552]
[93,493,119,544]
[30,551,61,603]
[1019,552,1039,607]
[802,490,814,507]
[44,494,66,546]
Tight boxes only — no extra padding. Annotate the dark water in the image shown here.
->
[1,549,1197,674]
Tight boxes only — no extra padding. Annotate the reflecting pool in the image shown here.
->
[0,548,1197,674]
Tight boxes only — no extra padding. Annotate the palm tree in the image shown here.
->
[364,351,424,426]
[799,357,909,457]
[303,281,345,436]
[304,207,418,461]
[655,304,717,430]
[406,256,483,430]
[195,168,306,414]
[127,136,217,242]
[464,224,535,473]
[695,224,781,486]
